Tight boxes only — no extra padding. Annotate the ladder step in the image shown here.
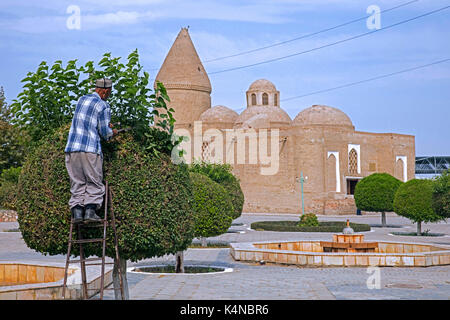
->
[70,238,105,244]
[86,287,117,291]
[78,222,109,228]
[63,182,125,300]
[68,257,104,263]
[85,262,115,266]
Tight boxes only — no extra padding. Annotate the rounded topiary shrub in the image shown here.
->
[394,179,443,235]
[16,125,195,262]
[189,172,234,239]
[354,173,403,227]
[190,162,244,219]
[221,178,244,219]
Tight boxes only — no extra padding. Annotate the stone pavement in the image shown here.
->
[1,213,450,300]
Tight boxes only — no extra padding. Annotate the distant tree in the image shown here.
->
[0,166,21,210]
[354,173,403,227]
[0,87,29,172]
[394,179,443,235]
[174,172,234,273]
[432,169,450,219]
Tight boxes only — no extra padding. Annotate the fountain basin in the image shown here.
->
[0,261,113,299]
[230,239,450,267]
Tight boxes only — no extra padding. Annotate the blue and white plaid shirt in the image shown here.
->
[65,92,113,155]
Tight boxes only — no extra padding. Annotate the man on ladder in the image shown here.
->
[64,78,118,223]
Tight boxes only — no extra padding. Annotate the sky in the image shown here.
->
[0,0,449,156]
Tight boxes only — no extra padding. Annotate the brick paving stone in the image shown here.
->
[2,214,450,300]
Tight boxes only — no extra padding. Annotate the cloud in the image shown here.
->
[0,0,300,34]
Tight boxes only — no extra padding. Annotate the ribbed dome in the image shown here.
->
[235,106,291,128]
[293,105,354,129]
[248,79,277,92]
[199,105,238,123]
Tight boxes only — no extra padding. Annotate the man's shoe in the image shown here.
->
[71,205,84,224]
[84,204,102,222]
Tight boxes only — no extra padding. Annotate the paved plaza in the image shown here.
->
[1,213,449,300]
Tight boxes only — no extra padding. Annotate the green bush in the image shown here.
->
[16,126,195,262]
[394,179,443,235]
[1,166,21,183]
[0,181,17,210]
[298,213,319,227]
[189,172,234,239]
[354,173,403,227]
[0,167,21,210]
[432,170,450,219]
[190,162,244,219]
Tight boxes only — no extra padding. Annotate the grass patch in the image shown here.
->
[251,220,371,232]
[189,242,230,248]
[391,231,445,237]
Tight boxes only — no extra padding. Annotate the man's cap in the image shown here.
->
[95,78,112,89]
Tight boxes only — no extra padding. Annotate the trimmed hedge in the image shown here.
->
[189,172,234,238]
[16,126,196,262]
[251,220,371,233]
[190,162,244,219]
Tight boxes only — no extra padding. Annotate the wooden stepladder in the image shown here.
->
[62,181,124,300]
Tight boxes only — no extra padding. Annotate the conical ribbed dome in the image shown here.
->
[155,28,211,93]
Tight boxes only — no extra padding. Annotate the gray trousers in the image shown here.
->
[65,152,104,210]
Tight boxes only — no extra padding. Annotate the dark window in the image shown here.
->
[251,93,257,105]
[347,179,359,195]
[262,93,269,105]
[274,93,278,106]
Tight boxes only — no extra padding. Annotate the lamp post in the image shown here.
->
[297,171,307,216]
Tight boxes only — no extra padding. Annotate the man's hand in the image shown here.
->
[112,129,118,136]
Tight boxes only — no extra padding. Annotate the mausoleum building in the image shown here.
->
[154,28,415,214]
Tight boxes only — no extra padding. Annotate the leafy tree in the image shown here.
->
[432,169,450,219]
[10,50,179,152]
[0,87,29,172]
[354,173,403,227]
[394,179,443,235]
[12,51,187,299]
[190,162,244,219]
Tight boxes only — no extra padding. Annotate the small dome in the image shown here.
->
[235,106,291,128]
[248,79,277,92]
[199,105,238,123]
[241,114,270,129]
[293,105,354,129]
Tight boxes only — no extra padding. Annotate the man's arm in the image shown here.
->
[98,103,114,140]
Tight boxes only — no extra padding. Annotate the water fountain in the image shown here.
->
[231,220,450,267]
